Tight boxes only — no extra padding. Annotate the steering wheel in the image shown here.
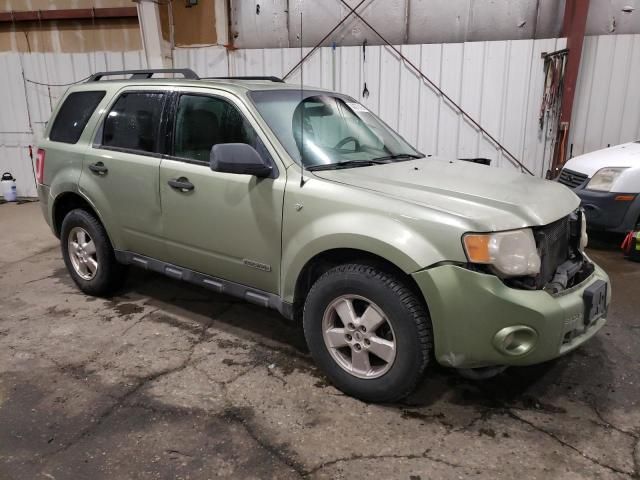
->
[334,136,361,151]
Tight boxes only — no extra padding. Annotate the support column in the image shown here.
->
[549,0,590,177]
[214,0,230,46]
[136,0,172,68]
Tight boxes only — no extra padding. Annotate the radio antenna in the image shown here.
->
[299,10,307,187]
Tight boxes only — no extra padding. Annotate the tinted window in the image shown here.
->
[102,92,166,154]
[49,91,105,144]
[173,94,259,163]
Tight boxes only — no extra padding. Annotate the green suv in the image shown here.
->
[36,69,610,402]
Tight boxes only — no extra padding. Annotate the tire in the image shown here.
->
[303,264,432,402]
[60,208,126,297]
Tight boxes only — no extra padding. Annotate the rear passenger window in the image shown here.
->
[49,91,105,144]
[102,92,166,154]
[173,94,258,163]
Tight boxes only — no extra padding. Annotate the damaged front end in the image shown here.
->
[413,209,609,370]
[505,210,594,294]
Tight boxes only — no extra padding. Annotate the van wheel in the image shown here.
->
[303,264,432,403]
[60,209,126,297]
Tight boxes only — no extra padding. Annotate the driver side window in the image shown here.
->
[173,94,258,163]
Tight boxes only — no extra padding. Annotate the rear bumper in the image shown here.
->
[412,261,610,369]
[575,189,639,232]
[37,184,55,234]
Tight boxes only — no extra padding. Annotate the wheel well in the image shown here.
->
[52,192,97,238]
[292,248,425,322]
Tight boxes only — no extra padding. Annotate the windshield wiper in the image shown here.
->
[370,153,424,162]
[306,154,424,171]
[306,159,388,171]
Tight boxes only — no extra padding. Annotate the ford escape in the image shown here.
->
[36,69,611,402]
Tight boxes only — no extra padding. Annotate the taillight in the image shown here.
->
[35,148,45,184]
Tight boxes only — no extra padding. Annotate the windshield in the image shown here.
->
[249,90,423,169]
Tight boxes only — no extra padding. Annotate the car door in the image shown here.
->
[80,87,169,259]
[159,89,285,294]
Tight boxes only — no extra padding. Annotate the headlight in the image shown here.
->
[586,167,628,191]
[463,229,541,277]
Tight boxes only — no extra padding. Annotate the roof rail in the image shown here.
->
[88,68,200,81]
[204,76,285,83]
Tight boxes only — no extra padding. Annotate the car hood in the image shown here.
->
[311,157,580,231]
[563,141,640,177]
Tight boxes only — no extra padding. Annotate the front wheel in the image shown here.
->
[303,264,432,402]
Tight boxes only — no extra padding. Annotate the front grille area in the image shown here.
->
[558,169,588,189]
[535,216,571,287]
[500,211,594,292]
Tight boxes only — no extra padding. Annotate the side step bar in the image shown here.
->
[115,251,293,320]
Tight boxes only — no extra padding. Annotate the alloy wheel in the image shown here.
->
[67,226,98,280]
[321,294,396,379]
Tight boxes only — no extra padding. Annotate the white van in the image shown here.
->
[558,141,640,233]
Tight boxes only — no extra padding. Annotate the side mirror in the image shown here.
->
[210,143,273,178]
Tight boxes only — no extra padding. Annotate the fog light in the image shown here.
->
[493,326,537,356]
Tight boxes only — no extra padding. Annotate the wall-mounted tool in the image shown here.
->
[362,39,369,99]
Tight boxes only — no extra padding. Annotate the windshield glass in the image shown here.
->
[249,90,422,169]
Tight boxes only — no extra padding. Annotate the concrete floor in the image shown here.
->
[0,202,638,480]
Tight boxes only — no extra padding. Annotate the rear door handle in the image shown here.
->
[168,177,195,192]
[88,161,108,175]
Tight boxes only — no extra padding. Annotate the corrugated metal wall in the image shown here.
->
[178,37,566,174]
[569,33,640,157]
[0,50,146,197]
[3,37,566,197]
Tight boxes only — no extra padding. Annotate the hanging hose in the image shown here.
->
[539,49,568,178]
[539,50,567,134]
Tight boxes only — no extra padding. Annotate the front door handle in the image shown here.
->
[168,177,195,192]
[88,161,108,175]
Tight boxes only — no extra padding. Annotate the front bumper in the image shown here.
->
[575,189,639,232]
[412,261,610,368]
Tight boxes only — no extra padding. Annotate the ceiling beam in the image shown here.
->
[0,7,138,23]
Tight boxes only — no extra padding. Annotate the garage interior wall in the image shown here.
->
[0,0,145,198]
[2,35,640,196]
[3,36,566,197]
[0,0,141,53]
[569,33,640,157]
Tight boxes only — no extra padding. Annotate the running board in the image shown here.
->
[114,251,293,320]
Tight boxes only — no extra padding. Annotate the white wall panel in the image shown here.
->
[569,34,640,158]
[174,46,228,77]
[0,50,146,198]
[224,37,566,176]
[2,38,567,198]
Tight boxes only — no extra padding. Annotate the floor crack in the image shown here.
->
[508,410,635,477]
[303,447,470,477]
[39,308,219,462]
[587,400,640,440]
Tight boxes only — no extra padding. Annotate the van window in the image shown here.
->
[49,91,106,144]
[102,92,166,154]
[173,94,258,163]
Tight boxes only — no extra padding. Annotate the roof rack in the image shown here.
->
[88,68,200,81]
[204,76,285,83]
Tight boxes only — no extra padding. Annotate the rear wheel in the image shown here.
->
[303,264,432,402]
[61,209,126,296]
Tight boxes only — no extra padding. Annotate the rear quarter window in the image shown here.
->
[49,91,106,144]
